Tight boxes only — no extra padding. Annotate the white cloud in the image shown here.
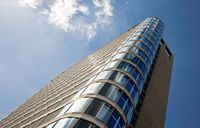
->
[92,0,113,24]
[93,0,113,16]
[87,23,97,41]
[47,0,89,31]
[19,0,42,8]
[18,0,114,41]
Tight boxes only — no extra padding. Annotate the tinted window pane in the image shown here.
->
[97,103,113,123]
[86,99,103,117]
[99,83,113,97]
[118,94,126,108]
[75,119,99,128]
[107,116,116,128]
[118,118,125,128]
[54,118,77,128]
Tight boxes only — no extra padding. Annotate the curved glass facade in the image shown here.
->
[47,117,99,128]
[46,17,164,128]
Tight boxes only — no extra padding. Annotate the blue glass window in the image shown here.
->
[122,100,133,121]
[126,81,132,92]
[107,110,125,128]
[127,107,134,124]
[124,103,130,116]
[68,98,92,113]
[137,60,147,77]
[99,83,122,102]
[110,71,129,87]
[119,75,129,86]
[118,93,126,108]
[134,48,151,65]
[75,119,99,128]
[107,116,116,128]
[97,103,113,123]
[134,92,140,107]
[131,55,139,64]
[53,118,77,128]
[138,42,153,58]
[130,87,137,99]
[136,75,143,89]
[118,118,125,128]
[126,79,138,98]
[125,53,132,60]
[85,99,113,123]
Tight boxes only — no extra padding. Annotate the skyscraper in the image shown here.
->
[0,17,173,128]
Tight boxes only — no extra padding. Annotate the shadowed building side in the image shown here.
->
[134,40,173,128]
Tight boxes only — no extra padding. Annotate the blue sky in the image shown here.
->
[0,0,200,127]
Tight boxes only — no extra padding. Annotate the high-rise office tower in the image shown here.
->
[0,17,173,128]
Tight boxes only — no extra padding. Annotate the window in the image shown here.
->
[107,115,116,128]
[95,71,113,81]
[54,118,78,128]
[99,83,114,97]
[124,101,131,116]
[83,83,104,95]
[107,110,125,128]
[136,75,143,90]
[47,122,56,128]
[124,40,134,46]
[107,110,119,128]
[98,83,134,123]
[126,81,132,92]
[138,43,152,58]
[68,98,93,113]
[85,99,113,123]
[118,93,126,108]
[97,103,113,123]
[109,87,122,102]
[110,71,129,87]
[130,86,137,99]
[118,47,131,53]
[99,83,121,102]
[105,61,120,70]
[134,92,140,107]
[124,53,133,60]
[117,73,129,86]
[112,53,126,60]
[86,99,103,116]
[137,59,147,77]
[75,119,99,128]
[127,106,134,124]
[134,48,151,66]
[129,35,139,41]
[118,117,125,128]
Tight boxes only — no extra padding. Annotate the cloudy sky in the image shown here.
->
[0,0,200,127]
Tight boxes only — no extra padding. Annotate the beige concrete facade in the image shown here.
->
[0,26,135,128]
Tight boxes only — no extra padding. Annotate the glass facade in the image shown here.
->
[46,17,164,128]
[47,118,98,128]
[1,17,171,128]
